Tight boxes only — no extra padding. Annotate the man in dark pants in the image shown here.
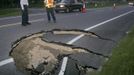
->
[46,7,56,23]
[20,0,31,26]
[44,0,56,23]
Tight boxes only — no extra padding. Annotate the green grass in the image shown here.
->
[0,2,127,18]
[0,8,20,17]
[88,26,134,75]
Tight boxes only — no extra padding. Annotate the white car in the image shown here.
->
[128,2,134,6]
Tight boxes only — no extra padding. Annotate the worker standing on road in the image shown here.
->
[44,0,56,23]
[20,0,31,26]
[113,3,116,9]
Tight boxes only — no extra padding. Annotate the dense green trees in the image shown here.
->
[0,0,19,8]
[0,0,43,8]
[0,0,132,8]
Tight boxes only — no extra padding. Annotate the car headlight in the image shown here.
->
[60,5,64,8]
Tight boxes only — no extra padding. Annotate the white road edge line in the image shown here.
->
[0,10,133,73]
[0,19,44,29]
[0,13,44,20]
[58,10,134,75]
[0,58,14,66]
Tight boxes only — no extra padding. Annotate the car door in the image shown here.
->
[71,0,82,10]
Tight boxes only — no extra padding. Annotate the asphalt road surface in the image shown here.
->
[0,6,134,75]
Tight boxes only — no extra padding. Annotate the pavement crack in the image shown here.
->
[10,29,110,75]
[48,29,116,43]
[68,56,98,70]
[42,39,109,58]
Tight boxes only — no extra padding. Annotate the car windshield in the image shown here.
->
[60,0,70,3]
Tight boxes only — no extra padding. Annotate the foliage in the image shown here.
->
[99,27,134,75]
[89,26,134,75]
[0,0,44,8]
[0,8,20,17]
[0,0,130,9]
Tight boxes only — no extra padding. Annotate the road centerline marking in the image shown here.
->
[0,13,45,21]
[0,19,44,29]
[0,58,14,66]
[0,10,133,75]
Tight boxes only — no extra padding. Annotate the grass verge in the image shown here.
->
[0,8,21,17]
[0,8,20,18]
[89,26,134,75]
[0,2,128,18]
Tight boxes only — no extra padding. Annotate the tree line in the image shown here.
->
[0,0,43,8]
[0,0,132,9]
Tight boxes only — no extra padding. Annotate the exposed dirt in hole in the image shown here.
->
[10,29,112,75]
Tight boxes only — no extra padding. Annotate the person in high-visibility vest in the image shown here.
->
[44,0,56,23]
[20,0,31,26]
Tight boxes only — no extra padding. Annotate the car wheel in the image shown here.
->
[55,10,59,13]
[79,8,82,12]
[65,8,70,13]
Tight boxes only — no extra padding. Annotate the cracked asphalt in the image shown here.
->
[0,6,134,75]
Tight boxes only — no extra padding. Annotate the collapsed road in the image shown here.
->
[0,6,134,75]
[10,29,114,75]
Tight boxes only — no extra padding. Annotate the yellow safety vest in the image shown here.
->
[44,0,54,8]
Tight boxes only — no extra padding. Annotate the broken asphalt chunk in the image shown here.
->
[9,29,110,75]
